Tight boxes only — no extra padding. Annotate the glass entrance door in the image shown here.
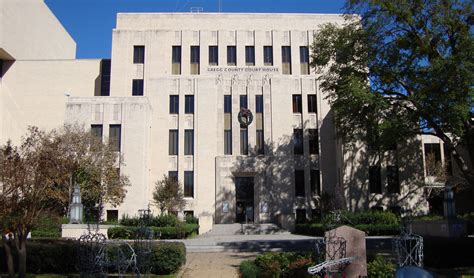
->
[235,177,254,223]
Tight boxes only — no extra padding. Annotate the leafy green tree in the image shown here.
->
[311,0,473,186]
[153,175,186,215]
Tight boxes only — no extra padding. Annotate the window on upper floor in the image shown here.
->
[292,94,302,113]
[263,46,273,66]
[184,129,194,155]
[282,46,292,74]
[172,46,181,75]
[240,129,248,155]
[132,79,144,96]
[185,95,194,114]
[184,171,194,198]
[256,130,264,155]
[293,129,303,155]
[170,95,179,114]
[310,170,320,196]
[227,46,236,66]
[245,46,255,66]
[308,94,317,113]
[224,95,232,113]
[109,125,121,152]
[190,46,200,75]
[295,170,305,197]
[240,95,248,109]
[168,171,178,182]
[224,130,232,155]
[256,95,263,113]
[300,46,310,75]
[91,125,103,142]
[369,166,382,194]
[309,129,319,155]
[209,45,218,66]
[387,165,400,194]
[169,130,178,155]
[133,45,145,64]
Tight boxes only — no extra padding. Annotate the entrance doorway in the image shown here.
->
[235,177,254,223]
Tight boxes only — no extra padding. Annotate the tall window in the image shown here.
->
[184,171,194,198]
[300,46,309,74]
[245,46,255,66]
[184,130,194,155]
[293,129,303,155]
[240,129,248,155]
[132,79,144,96]
[169,130,178,155]
[168,171,178,182]
[185,95,194,114]
[91,125,103,141]
[295,170,305,197]
[309,129,319,155]
[172,46,181,74]
[227,46,236,66]
[256,95,263,113]
[256,95,264,155]
[190,46,200,75]
[310,170,320,196]
[224,95,232,113]
[133,45,145,64]
[169,95,179,114]
[369,166,382,193]
[308,95,317,113]
[109,125,121,152]
[256,130,264,155]
[240,95,248,109]
[263,46,273,66]
[209,45,218,66]
[99,59,111,96]
[387,165,400,193]
[292,94,302,113]
[282,46,292,74]
[224,130,232,155]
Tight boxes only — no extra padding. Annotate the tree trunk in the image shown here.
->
[17,236,27,278]
[1,235,15,278]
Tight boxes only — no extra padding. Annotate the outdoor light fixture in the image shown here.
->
[70,184,84,224]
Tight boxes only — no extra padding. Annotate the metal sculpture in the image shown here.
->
[134,208,155,276]
[393,231,424,268]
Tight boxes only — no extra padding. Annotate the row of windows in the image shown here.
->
[91,124,121,152]
[295,169,321,197]
[169,95,194,114]
[223,95,264,113]
[134,45,310,75]
[369,165,400,194]
[169,171,194,198]
[293,129,319,155]
[293,94,317,114]
[169,129,194,155]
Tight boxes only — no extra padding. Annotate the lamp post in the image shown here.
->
[69,184,83,224]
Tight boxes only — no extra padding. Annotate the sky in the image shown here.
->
[45,0,346,59]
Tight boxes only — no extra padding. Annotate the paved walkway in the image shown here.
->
[179,252,258,278]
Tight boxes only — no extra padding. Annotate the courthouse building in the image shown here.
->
[1,0,433,232]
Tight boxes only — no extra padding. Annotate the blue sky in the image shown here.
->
[45,0,346,59]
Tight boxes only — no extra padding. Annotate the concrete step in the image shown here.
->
[202,223,289,237]
[185,238,317,253]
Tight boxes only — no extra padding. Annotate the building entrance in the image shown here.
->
[235,177,254,223]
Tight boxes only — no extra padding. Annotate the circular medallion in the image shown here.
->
[238,108,253,128]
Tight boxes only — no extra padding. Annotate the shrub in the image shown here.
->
[250,252,316,278]
[367,255,395,278]
[107,224,199,239]
[151,242,186,274]
[151,214,179,227]
[30,214,67,239]
[185,214,199,224]
[322,211,399,226]
[240,260,260,278]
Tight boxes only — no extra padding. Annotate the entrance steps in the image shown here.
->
[202,223,290,237]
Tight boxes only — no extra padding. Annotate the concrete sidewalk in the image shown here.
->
[179,252,258,278]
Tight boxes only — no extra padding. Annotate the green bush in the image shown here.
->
[151,214,179,227]
[240,260,260,278]
[30,214,67,239]
[322,211,399,226]
[151,242,186,274]
[108,224,198,239]
[367,255,395,278]
[185,214,199,224]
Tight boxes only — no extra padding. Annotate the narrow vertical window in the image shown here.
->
[263,46,273,66]
[224,130,232,155]
[168,171,178,182]
[293,129,303,155]
[369,166,382,193]
[300,46,309,74]
[224,95,232,113]
[256,95,264,155]
[310,170,320,196]
[227,46,236,66]
[387,166,400,193]
[184,171,194,198]
[133,45,145,64]
[190,46,200,75]
[99,59,111,96]
[169,95,179,114]
[256,130,264,155]
[295,170,305,197]
[91,125,103,141]
[308,95,317,113]
[240,95,248,109]
[309,129,319,155]
[185,95,194,114]
[255,95,263,113]
[245,46,255,66]
[282,46,292,74]
[292,94,302,113]
[209,45,218,66]
[240,129,248,155]
[172,46,181,75]
[109,125,121,152]
[184,130,194,155]
[169,130,178,155]
[132,79,144,96]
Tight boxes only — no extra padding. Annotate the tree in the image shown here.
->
[152,175,186,215]
[311,0,473,187]
[0,125,130,277]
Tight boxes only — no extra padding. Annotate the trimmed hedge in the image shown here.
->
[120,214,179,227]
[240,252,317,278]
[294,223,400,236]
[108,224,199,239]
[0,239,186,275]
